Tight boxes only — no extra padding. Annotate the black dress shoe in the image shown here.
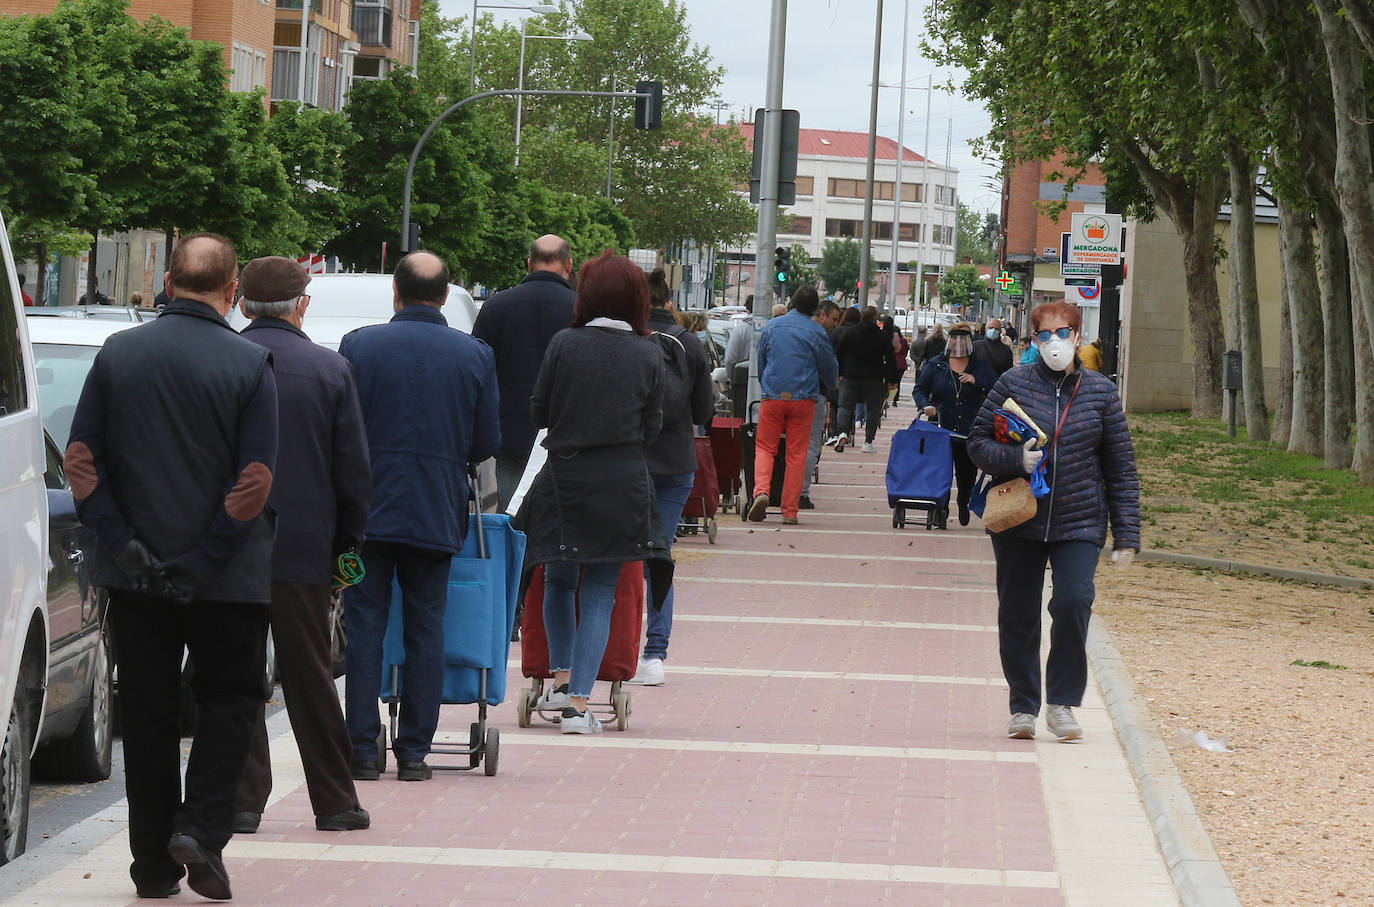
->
[316,805,371,831]
[350,760,380,781]
[798,495,815,510]
[135,882,181,899]
[167,833,231,901]
[958,504,970,526]
[232,811,260,834]
[397,760,432,781]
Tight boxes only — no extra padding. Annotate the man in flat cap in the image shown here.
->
[66,234,278,900]
[235,257,373,835]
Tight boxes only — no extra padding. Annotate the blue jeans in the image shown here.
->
[344,541,451,763]
[643,471,694,660]
[543,561,623,698]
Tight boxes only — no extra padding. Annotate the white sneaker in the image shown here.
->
[833,432,849,453]
[861,442,877,454]
[628,657,665,686]
[1045,705,1082,740]
[536,683,569,711]
[560,706,603,734]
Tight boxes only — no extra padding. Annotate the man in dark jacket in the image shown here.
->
[66,234,278,901]
[630,269,715,686]
[472,234,575,512]
[973,317,1013,375]
[340,251,501,782]
[833,306,896,453]
[234,257,372,836]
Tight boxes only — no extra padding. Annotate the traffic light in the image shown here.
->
[634,80,663,130]
[774,246,791,283]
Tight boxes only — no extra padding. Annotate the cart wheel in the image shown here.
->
[707,518,718,544]
[484,727,499,776]
[613,690,631,731]
[469,722,482,769]
[375,727,387,774]
[516,688,534,728]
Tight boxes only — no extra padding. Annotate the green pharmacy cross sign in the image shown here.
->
[996,271,1014,290]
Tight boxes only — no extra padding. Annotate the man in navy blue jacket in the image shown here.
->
[340,252,501,781]
[235,256,372,835]
[471,234,576,512]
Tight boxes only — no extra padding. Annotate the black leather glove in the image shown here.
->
[114,539,162,593]
[153,563,198,605]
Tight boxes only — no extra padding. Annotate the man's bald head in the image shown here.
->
[168,234,237,296]
[771,303,786,317]
[528,234,572,279]
[987,317,1002,329]
[393,251,450,309]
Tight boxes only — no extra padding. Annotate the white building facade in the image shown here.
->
[722,125,959,305]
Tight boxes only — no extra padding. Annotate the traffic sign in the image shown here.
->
[1067,214,1122,265]
[1059,232,1101,277]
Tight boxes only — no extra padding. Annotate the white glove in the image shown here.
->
[1021,438,1044,474]
[1111,549,1136,569]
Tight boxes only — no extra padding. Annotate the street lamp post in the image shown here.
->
[515,20,593,167]
[469,1,556,93]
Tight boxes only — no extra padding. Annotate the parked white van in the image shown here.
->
[0,209,49,864]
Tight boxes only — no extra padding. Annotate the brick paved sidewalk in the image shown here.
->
[2,413,1180,906]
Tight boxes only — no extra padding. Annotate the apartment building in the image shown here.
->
[727,124,959,304]
[350,0,420,83]
[271,0,361,112]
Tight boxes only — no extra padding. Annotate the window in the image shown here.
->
[780,216,812,236]
[794,175,814,196]
[933,185,956,206]
[825,219,920,241]
[827,178,919,201]
[0,257,27,416]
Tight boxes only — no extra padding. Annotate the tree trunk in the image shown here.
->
[85,230,99,305]
[1314,196,1355,467]
[1272,276,1293,448]
[1351,278,1374,481]
[34,242,47,307]
[1278,199,1325,454]
[1315,0,1374,475]
[1178,206,1226,420]
[1227,148,1268,439]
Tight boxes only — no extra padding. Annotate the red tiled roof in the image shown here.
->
[735,123,925,162]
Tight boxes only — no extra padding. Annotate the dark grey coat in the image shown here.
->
[966,360,1141,551]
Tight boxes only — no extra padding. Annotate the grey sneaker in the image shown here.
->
[861,442,877,453]
[1007,713,1036,739]
[536,683,570,711]
[560,706,603,734]
[1045,705,1082,740]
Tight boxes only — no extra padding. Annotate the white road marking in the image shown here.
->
[673,613,997,632]
[673,576,994,594]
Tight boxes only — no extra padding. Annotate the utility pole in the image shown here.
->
[748,0,788,407]
[913,74,932,310]
[858,0,884,309]
[885,0,910,315]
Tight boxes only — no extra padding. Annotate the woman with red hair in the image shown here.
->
[967,300,1140,743]
[519,251,673,734]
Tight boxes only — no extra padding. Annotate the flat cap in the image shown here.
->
[240,256,311,302]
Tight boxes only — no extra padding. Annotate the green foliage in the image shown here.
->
[781,243,817,299]
[816,239,875,296]
[956,204,995,265]
[936,264,985,313]
[265,101,359,252]
[1290,659,1347,670]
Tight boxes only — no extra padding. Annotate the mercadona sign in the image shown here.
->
[1066,213,1123,265]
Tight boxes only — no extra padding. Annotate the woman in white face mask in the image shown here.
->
[964,301,1141,744]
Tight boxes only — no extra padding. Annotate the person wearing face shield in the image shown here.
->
[910,322,998,528]
[965,301,1141,743]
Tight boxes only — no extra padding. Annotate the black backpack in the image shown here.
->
[651,328,694,420]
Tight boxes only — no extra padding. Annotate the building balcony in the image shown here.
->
[353,1,393,48]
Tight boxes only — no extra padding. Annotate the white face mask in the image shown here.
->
[1039,335,1077,371]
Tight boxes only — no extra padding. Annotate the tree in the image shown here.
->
[936,264,985,315]
[956,203,994,265]
[781,243,817,299]
[264,102,359,254]
[817,239,876,298]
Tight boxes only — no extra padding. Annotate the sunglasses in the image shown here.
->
[1034,327,1074,342]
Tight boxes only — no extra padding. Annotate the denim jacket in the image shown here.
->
[756,311,839,401]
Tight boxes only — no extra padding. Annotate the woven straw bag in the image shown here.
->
[982,477,1038,532]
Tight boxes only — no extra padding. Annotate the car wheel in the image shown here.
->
[0,675,34,865]
[37,622,114,782]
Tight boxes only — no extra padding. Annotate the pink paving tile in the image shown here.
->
[709,525,993,559]
[669,578,998,626]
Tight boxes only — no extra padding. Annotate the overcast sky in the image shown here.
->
[437,0,1001,213]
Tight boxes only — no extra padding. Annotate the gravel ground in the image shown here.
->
[1096,561,1374,905]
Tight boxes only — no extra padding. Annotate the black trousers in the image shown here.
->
[109,591,267,891]
[837,378,888,443]
[988,536,1099,716]
[949,438,977,513]
[237,582,357,818]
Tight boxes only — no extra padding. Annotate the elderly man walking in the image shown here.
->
[472,234,577,513]
[233,257,373,835]
[66,234,277,901]
[341,252,501,782]
[800,299,842,510]
[746,286,838,525]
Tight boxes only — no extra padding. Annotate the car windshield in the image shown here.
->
[32,343,99,449]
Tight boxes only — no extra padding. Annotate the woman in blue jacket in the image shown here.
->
[966,301,1140,743]
[911,322,998,528]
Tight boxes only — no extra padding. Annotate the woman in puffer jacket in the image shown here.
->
[966,301,1140,744]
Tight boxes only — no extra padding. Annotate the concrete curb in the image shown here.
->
[1139,549,1374,590]
[1087,618,1242,907]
